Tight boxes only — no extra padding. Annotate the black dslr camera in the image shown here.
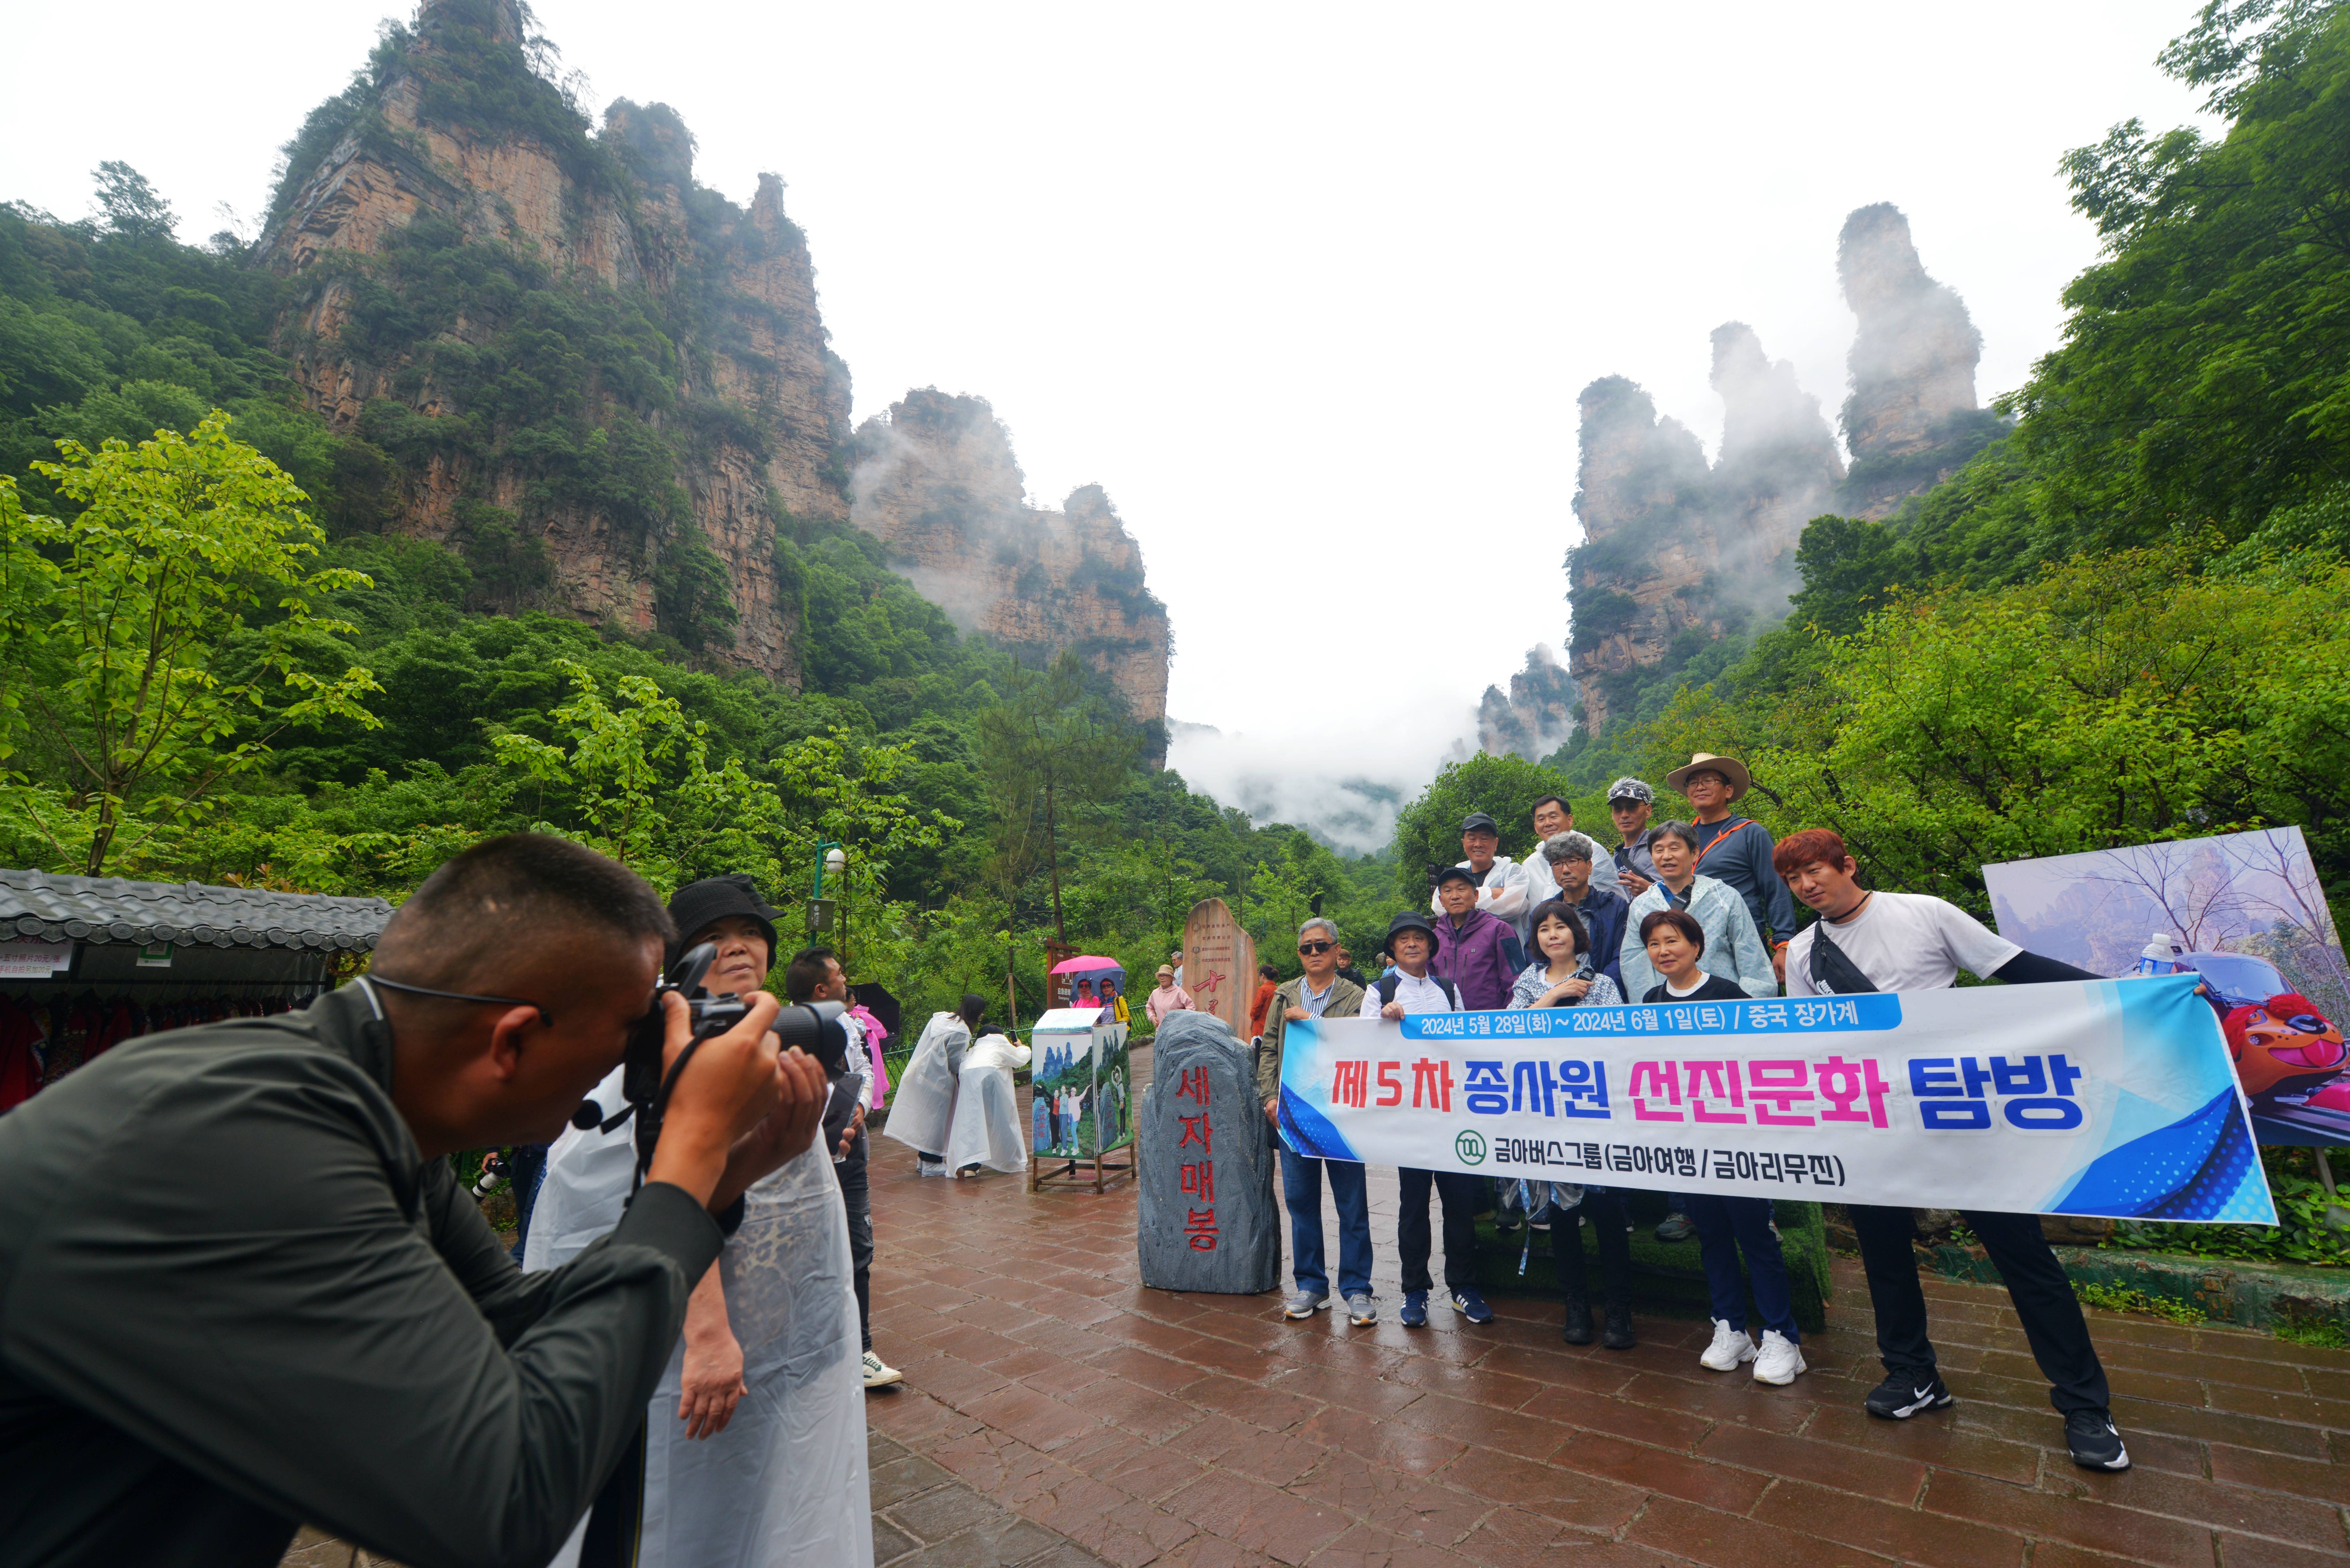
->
[572,942,854,1187]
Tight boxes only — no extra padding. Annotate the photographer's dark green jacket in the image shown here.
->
[0,983,725,1568]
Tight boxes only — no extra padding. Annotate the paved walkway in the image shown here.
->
[865,1150,2350,1568]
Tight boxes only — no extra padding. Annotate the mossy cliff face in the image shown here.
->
[851,389,1171,753]
[257,0,850,681]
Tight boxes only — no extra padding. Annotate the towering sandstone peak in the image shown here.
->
[1837,203,1993,517]
[1562,326,1840,733]
[1478,645,1577,762]
[1709,320,1846,582]
[257,0,851,682]
[851,389,1171,753]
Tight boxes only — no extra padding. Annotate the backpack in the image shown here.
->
[1375,972,1461,1009]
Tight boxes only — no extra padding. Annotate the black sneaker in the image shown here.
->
[1864,1371,1954,1419]
[2065,1408,2131,1471]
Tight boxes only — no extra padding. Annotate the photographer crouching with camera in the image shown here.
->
[0,835,831,1568]
[526,874,872,1567]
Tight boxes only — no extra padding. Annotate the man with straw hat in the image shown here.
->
[1664,754,1799,980]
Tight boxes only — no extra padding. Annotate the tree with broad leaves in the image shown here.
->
[0,412,381,876]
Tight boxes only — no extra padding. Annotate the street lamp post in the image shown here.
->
[809,841,846,950]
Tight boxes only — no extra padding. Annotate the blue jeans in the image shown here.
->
[1280,1149,1372,1298]
[1688,1194,1799,1341]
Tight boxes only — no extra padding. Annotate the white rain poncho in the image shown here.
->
[878,1012,966,1157]
[525,1067,870,1568]
[944,1031,1030,1175]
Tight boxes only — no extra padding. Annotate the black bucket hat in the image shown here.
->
[667,873,782,962]
[1385,910,1441,953]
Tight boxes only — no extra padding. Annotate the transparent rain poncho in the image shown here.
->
[944,1031,1030,1175]
[526,1067,870,1567]
[876,1012,966,1158]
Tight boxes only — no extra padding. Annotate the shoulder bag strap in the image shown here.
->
[1808,917,1882,996]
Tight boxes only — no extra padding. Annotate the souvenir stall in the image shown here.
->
[0,868,392,1109]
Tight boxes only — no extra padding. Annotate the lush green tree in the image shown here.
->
[493,659,792,896]
[0,415,380,874]
[90,162,177,241]
[1725,545,2350,919]
[1908,1,2350,571]
[976,651,1141,942]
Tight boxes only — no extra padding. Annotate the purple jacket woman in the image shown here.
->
[1432,905,1524,1011]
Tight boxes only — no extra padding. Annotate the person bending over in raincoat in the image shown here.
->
[946,1016,1031,1176]
[522,874,869,1568]
[883,994,980,1176]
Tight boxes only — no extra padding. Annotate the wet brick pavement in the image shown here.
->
[862,1135,2350,1567]
[279,1052,2350,1567]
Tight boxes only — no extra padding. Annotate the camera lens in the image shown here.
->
[771,1001,850,1072]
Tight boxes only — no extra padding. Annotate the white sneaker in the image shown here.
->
[861,1350,904,1389]
[1751,1330,1806,1386]
[916,1160,948,1179]
[1700,1318,1757,1372]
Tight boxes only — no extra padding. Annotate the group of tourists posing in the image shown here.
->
[1257,754,2135,1474]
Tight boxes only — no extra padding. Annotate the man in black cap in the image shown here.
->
[534,872,876,1562]
[1367,911,1493,1331]
[1608,777,1661,900]
[1429,810,1531,931]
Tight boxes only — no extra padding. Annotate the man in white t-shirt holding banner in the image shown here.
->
[1775,827,2133,1473]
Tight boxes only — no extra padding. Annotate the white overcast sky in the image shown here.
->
[2,2,2213,845]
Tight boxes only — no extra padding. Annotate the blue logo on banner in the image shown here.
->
[1279,1085,1361,1162]
[2052,1085,2267,1222]
[1399,993,1903,1041]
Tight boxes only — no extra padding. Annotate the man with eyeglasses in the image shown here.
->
[0,834,831,1568]
[1518,795,1620,944]
[1257,919,1373,1325]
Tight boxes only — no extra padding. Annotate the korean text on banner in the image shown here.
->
[1278,976,2273,1224]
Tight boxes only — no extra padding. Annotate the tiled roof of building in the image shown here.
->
[0,869,390,952]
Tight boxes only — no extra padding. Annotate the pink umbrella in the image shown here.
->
[1049,956,1125,1013]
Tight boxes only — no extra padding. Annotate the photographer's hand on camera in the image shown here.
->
[710,1044,830,1211]
[643,989,793,1208]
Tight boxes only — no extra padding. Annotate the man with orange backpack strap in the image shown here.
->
[1664,754,1799,984]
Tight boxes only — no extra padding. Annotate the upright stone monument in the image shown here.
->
[1181,897,1257,1039]
[1137,1010,1280,1293]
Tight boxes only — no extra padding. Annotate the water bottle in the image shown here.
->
[2136,933,2176,977]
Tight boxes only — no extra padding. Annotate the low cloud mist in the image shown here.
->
[1166,685,1484,856]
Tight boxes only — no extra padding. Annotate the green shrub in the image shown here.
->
[2071,1280,2204,1325]
[2105,1148,2350,1269]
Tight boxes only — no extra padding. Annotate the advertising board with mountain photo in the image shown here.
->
[1985,829,2350,1146]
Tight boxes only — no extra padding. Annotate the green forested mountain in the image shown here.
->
[0,8,1391,1027]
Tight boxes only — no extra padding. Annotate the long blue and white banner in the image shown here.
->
[1277,976,2274,1223]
